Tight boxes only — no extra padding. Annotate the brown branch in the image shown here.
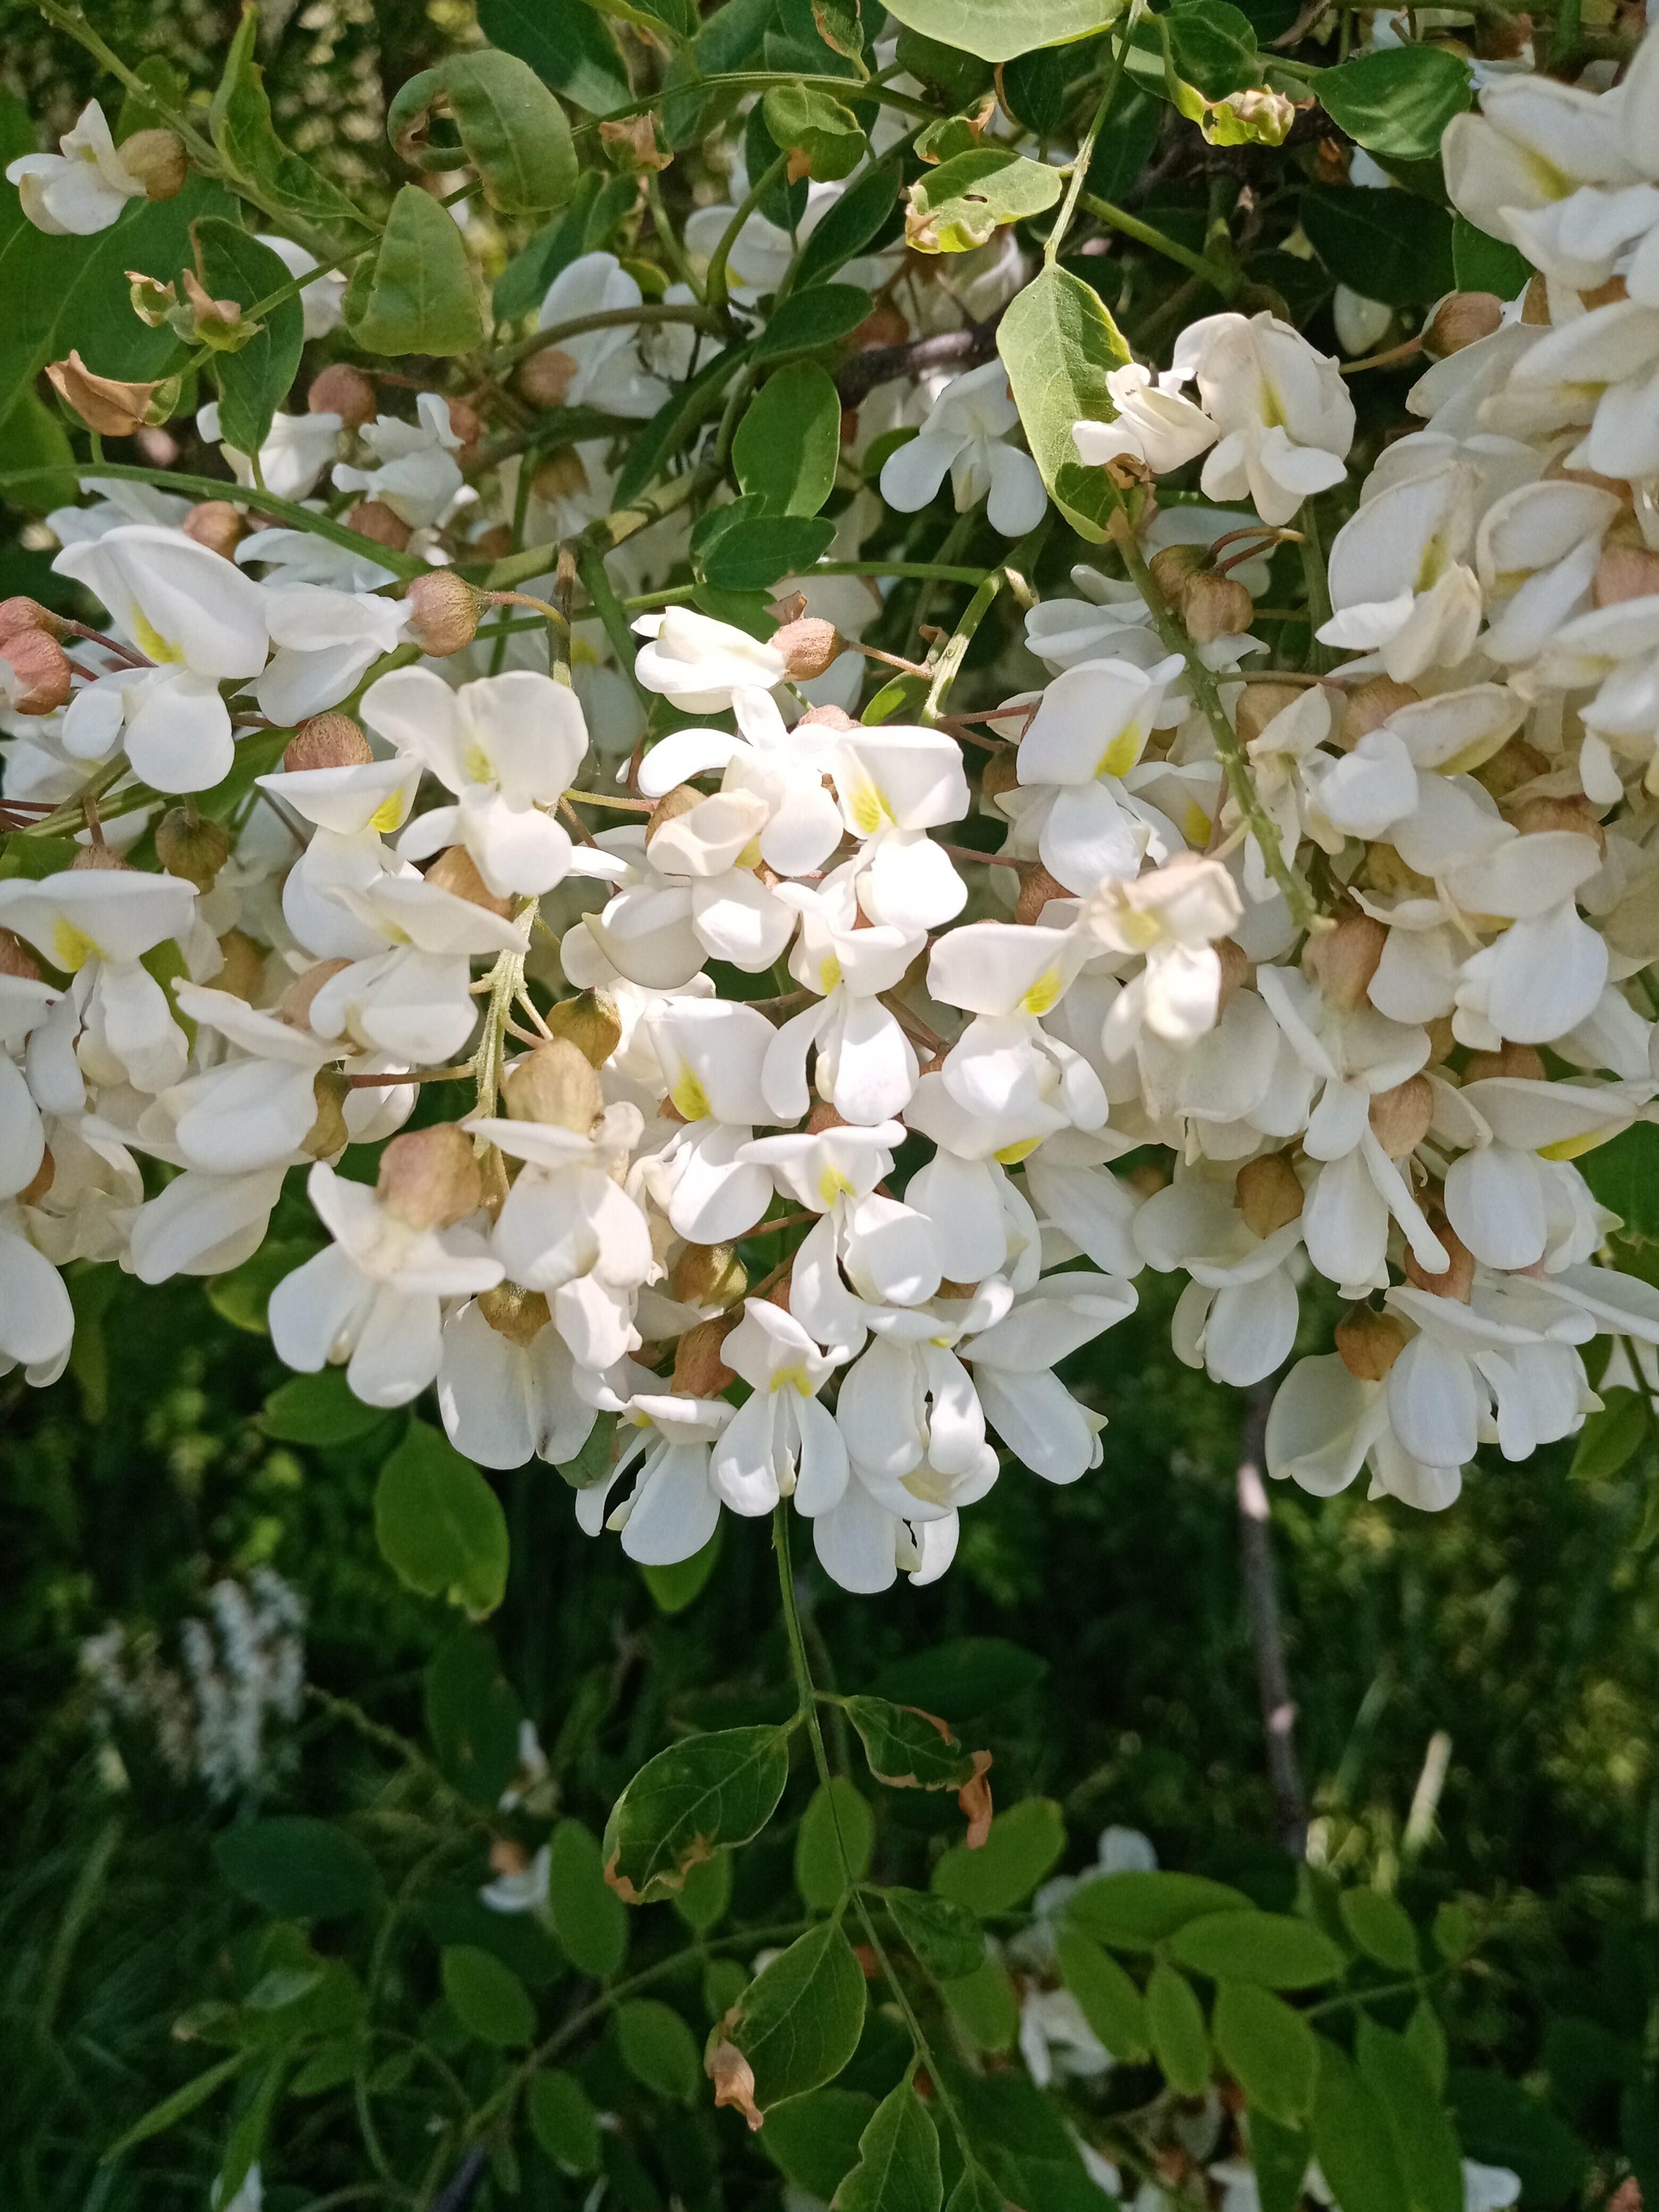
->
[1236,1378,1309,1857]
[835,314,1006,409]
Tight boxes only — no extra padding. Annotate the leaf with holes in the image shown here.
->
[906,148,1062,253]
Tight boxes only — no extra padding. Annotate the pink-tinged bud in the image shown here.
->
[1404,1222,1475,1302]
[0,629,72,715]
[517,348,581,408]
[181,500,244,560]
[1425,290,1503,357]
[772,616,843,679]
[215,929,266,1003]
[1180,569,1254,643]
[669,1242,747,1308]
[1340,676,1418,747]
[1236,1153,1303,1237]
[798,703,858,731]
[377,1124,483,1230]
[69,843,129,870]
[1510,795,1605,853]
[543,988,622,1069]
[504,1038,602,1133]
[1303,913,1385,1012]
[284,713,372,771]
[0,596,67,644]
[1016,861,1073,923]
[1368,1074,1434,1160]
[155,807,231,889]
[404,569,485,656]
[1593,543,1659,607]
[347,499,413,550]
[118,128,188,199]
[1235,683,1307,745]
[309,363,378,426]
[1462,1041,1545,1083]
[425,844,513,918]
[672,1314,738,1398]
[477,1282,552,1347]
[447,396,484,456]
[280,958,351,1030]
[1335,1306,1408,1380]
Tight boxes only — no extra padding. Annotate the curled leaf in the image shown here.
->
[705,2031,763,2130]
[45,352,172,437]
[958,1750,994,1848]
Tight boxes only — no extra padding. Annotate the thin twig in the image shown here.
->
[1235,1379,1309,1857]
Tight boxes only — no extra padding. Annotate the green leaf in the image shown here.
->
[766,2088,879,2198]
[478,0,632,112]
[1451,212,1531,299]
[882,0,1126,65]
[1405,2002,1449,2096]
[724,1918,868,2108]
[797,158,903,289]
[441,1944,535,2047]
[1312,2041,1410,2212]
[1054,1925,1150,2060]
[602,1723,791,1903]
[941,1956,1020,2052]
[998,262,1128,544]
[674,1849,733,1933]
[1447,2070,1588,2206]
[932,1799,1067,1914]
[1300,186,1455,309]
[1147,1960,1210,2094]
[693,496,836,589]
[1251,2114,1315,2212]
[1338,1889,1420,1974]
[1579,1121,1659,1236]
[424,1629,525,1805]
[1213,1982,1317,2125]
[1316,46,1473,164]
[1569,1387,1648,1481]
[734,361,843,518]
[544,1818,627,1976]
[797,1777,876,1910]
[1431,1900,1475,1962]
[388,51,577,213]
[261,1368,389,1446]
[906,148,1062,254]
[763,84,868,180]
[752,283,874,361]
[1001,46,1074,132]
[1086,83,1161,200]
[843,1694,979,1790]
[617,1998,701,2102]
[883,1887,986,1983]
[527,2070,601,2172]
[612,342,752,507]
[214,1818,376,1920]
[946,2168,1010,2212]
[1166,0,1261,98]
[192,220,304,457]
[1358,2022,1463,2212]
[374,1420,509,1616]
[1066,1869,1254,1947]
[0,388,75,514]
[640,1521,723,1612]
[832,2080,942,2211]
[343,186,485,357]
[100,2055,247,2164]
[874,1638,1048,1717]
[208,10,373,258]
[1171,1911,1346,1990]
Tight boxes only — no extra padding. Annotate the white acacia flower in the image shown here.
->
[256,234,347,340]
[256,585,407,727]
[927,923,1103,1130]
[831,724,970,933]
[6,100,147,234]
[1073,362,1217,478]
[0,1201,74,1384]
[632,608,789,714]
[711,1297,849,1519]
[570,814,790,990]
[638,688,843,876]
[537,253,673,420]
[0,868,198,1095]
[312,867,531,1065]
[1086,854,1245,1046]
[1318,462,1484,681]
[1011,655,1186,891]
[438,1295,601,1471]
[637,998,780,1243]
[1170,312,1354,527]
[1135,1168,1306,1387]
[333,393,464,527]
[881,362,1047,538]
[580,1392,734,1564]
[197,400,343,505]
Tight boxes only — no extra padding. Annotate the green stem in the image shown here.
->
[493,299,716,374]
[706,152,790,328]
[1044,31,1129,269]
[572,72,940,140]
[921,518,1050,725]
[32,0,220,167]
[1080,192,1235,293]
[646,171,703,301]
[577,540,648,705]
[1112,515,1313,926]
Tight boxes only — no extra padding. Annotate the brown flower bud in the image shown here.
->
[425,844,512,917]
[70,842,129,870]
[1340,676,1419,747]
[772,616,843,680]
[284,712,373,772]
[46,349,167,436]
[1368,1074,1434,1159]
[301,1068,350,1159]
[1510,794,1606,853]
[1521,272,1552,325]
[180,267,243,340]
[118,128,188,200]
[1424,1013,1456,1065]
[447,397,484,457]
[0,630,72,715]
[516,347,580,409]
[1426,290,1503,357]
[1461,1041,1545,1082]
[1148,543,1205,602]
[980,748,1021,810]
[1593,542,1659,607]
[1404,1221,1475,1301]
[646,783,702,847]
[1215,934,1250,1017]
[0,927,42,981]
[1473,736,1549,799]
[1303,912,1386,1012]
[280,958,351,1030]
[215,929,267,1003]
[477,1281,552,1346]
[377,1124,483,1230]
[404,569,485,656]
[851,300,910,350]
[1335,1305,1409,1380]
[181,500,244,559]
[544,987,623,1069]
[0,596,67,644]
[533,447,590,501]
[1236,1153,1304,1238]
[1235,682,1309,746]
[672,1313,739,1398]
[1016,862,1073,923]
[155,807,231,889]
[798,703,859,732]
[346,500,413,551]
[309,363,378,426]
[504,1037,603,1133]
[1180,569,1254,644]
[670,1242,747,1308]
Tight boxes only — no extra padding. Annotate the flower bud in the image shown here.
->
[1473,736,1549,799]
[1235,683,1308,747]
[302,1068,350,1159]
[347,499,413,551]
[0,596,68,644]
[181,500,244,559]
[1368,1074,1434,1159]
[1214,934,1250,1017]
[504,1038,603,1133]
[980,748,1021,810]
[1236,1153,1304,1237]
[1303,913,1385,1012]
[544,987,623,1069]
[155,807,231,889]
[425,844,513,917]
[119,128,188,200]
[179,268,245,347]
[404,569,486,657]
[1404,1221,1475,1302]
[772,617,843,680]
[1148,543,1205,602]
[533,447,589,501]
[70,842,129,870]
[646,783,702,847]
[1335,1305,1409,1380]
[851,300,910,350]
[215,928,267,1003]
[1016,861,1073,923]
[671,1242,748,1308]
[477,1281,552,1347]
[1593,543,1659,607]
[1180,569,1254,643]
[0,629,72,715]
[0,927,41,981]
[672,1314,738,1398]
[377,1124,483,1230]
[1462,1041,1545,1083]
[281,958,351,1030]
[284,713,372,770]
[46,349,170,436]
[1511,794,1605,853]
[805,1099,848,1133]
[798,703,859,732]
[309,363,378,426]
[1340,676,1419,747]
[1363,842,1435,900]
[517,348,580,408]
[447,397,484,456]
[1425,290,1503,357]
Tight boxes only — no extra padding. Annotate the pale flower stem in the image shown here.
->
[1235,1378,1310,1857]
[921,516,1051,725]
[1044,30,1131,270]
[705,152,791,327]
[1112,514,1314,926]
[1079,191,1234,292]
[493,300,715,376]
